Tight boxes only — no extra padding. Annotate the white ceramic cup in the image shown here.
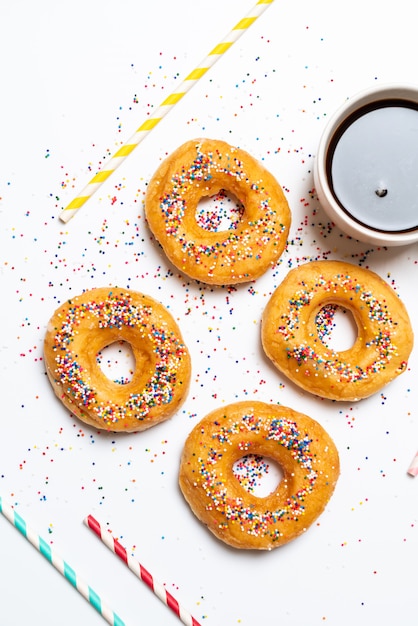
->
[314,84,418,246]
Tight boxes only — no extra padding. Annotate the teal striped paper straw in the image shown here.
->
[0,497,126,626]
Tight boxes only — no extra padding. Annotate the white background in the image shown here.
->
[0,0,417,624]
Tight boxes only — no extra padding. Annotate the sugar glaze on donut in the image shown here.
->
[145,138,291,285]
[262,260,413,401]
[179,401,340,550]
[44,287,191,432]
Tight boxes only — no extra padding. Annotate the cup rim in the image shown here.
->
[314,83,418,246]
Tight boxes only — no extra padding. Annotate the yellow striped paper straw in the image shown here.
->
[60,0,275,222]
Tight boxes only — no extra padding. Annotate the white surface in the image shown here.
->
[0,1,417,625]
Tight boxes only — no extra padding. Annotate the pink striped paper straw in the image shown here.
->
[85,514,201,626]
[407,451,418,477]
[0,497,125,625]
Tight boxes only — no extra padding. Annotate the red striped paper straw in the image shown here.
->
[85,515,201,626]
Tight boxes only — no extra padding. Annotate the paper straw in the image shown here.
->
[60,0,275,222]
[407,451,418,477]
[0,497,125,626]
[85,514,201,626]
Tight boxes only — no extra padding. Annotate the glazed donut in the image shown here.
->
[261,260,413,401]
[179,401,339,550]
[145,138,291,285]
[44,287,191,432]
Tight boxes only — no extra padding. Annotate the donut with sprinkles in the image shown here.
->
[179,401,339,550]
[44,287,191,432]
[145,138,291,285]
[261,260,414,401]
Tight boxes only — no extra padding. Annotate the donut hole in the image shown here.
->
[316,304,358,351]
[96,340,136,384]
[195,189,244,232]
[233,454,284,497]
